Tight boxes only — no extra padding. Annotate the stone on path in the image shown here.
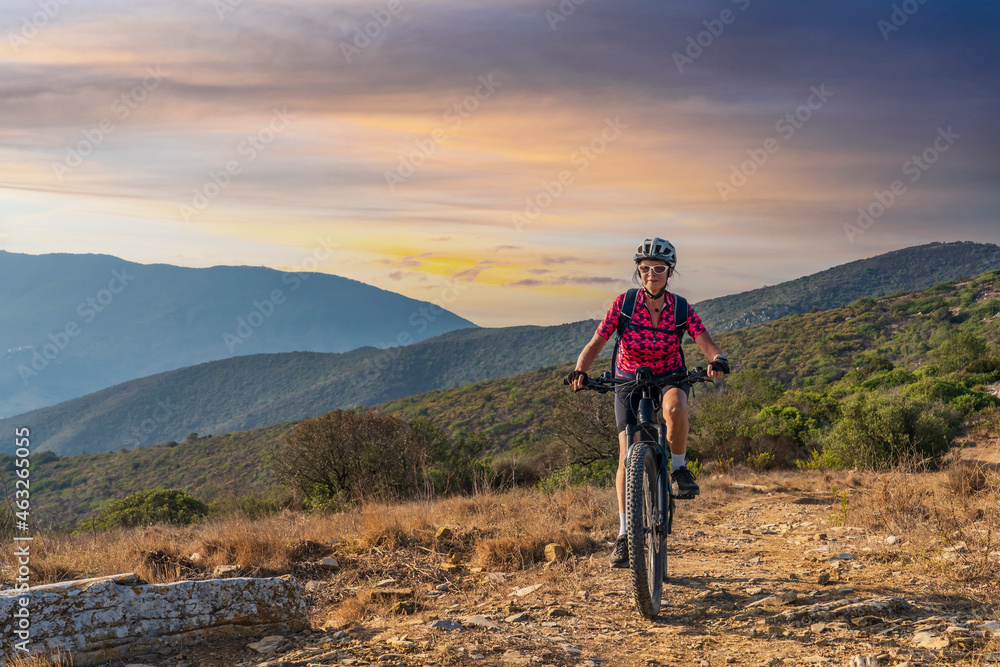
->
[545,543,567,562]
[501,650,531,665]
[463,615,501,630]
[429,619,462,631]
[319,557,340,571]
[247,635,286,654]
[913,631,950,650]
[511,583,544,597]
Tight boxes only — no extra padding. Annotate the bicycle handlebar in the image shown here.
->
[563,366,711,394]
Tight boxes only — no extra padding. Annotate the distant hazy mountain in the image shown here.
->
[693,241,1000,332]
[0,251,476,417]
[6,241,1000,456]
[1,322,595,456]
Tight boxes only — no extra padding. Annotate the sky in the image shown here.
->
[1,0,997,327]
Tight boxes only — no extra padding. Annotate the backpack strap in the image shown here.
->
[611,288,639,376]
[673,294,689,370]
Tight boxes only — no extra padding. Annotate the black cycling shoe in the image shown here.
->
[672,465,700,498]
[609,535,629,569]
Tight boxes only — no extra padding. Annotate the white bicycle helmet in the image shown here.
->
[634,237,676,267]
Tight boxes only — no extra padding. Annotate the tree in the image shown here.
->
[548,388,620,466]
[275,409,484,507]
[90,489,209,529]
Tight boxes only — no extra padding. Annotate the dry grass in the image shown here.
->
[0,487,613,589]
[1,648,72,666]
[836,460,1000,585]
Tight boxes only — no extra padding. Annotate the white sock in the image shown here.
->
[618,513,627,536]
[671,453,686,472]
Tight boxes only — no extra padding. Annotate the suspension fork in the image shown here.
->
[659,424,676,535]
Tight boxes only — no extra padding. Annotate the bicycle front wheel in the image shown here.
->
[625,442,663,619]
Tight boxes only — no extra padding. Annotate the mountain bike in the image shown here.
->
[566,365,710,618]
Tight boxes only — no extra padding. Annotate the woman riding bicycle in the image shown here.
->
[567,237,730,568]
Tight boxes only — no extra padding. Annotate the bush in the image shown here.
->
[88,489,209,530]
[689,370,784,460]
[934,331,988,373]
[275,409,486,508]
[821,392,957,470]
[536,460,616,493]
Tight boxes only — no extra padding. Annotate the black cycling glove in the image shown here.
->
[709,358,730,374]
[565,370,589,388]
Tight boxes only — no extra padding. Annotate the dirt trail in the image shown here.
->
[143,473,999,667]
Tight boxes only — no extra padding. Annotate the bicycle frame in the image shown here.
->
[624,382,674,552]
[566,364,710,618]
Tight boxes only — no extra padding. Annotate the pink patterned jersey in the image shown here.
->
[595,290,708,375]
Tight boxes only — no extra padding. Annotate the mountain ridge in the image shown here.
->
[0,250,476,417]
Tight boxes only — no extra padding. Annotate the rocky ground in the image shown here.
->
[117,473,1000,667]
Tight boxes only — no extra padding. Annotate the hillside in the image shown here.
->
[0,321,597,456]
[693,241,1000,332]
[10,270,999,530]
[8,243,1000,458]
[0,251,475,417]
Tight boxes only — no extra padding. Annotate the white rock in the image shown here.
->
[247,635,286,654]
[0,573,306,667]
[511,584,544,597]
[463,615,501,630]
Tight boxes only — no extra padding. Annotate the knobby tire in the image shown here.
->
[625,442,663,619]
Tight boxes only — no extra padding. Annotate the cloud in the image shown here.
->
[509,275,621,287]
[1,0,997,327]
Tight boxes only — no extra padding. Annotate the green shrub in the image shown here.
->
[821,392,956,469]
[934,331,988,372]
[860,368,916,390]
[689,370,784,460]
[755,405,820,447]
[536,460,616,493]
[88,489,209,530]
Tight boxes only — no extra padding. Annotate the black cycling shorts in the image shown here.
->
[613,375,690,433]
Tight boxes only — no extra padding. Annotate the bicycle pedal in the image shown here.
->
[674,493,697,500]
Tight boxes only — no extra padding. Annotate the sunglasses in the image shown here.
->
[638,265,670,275]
